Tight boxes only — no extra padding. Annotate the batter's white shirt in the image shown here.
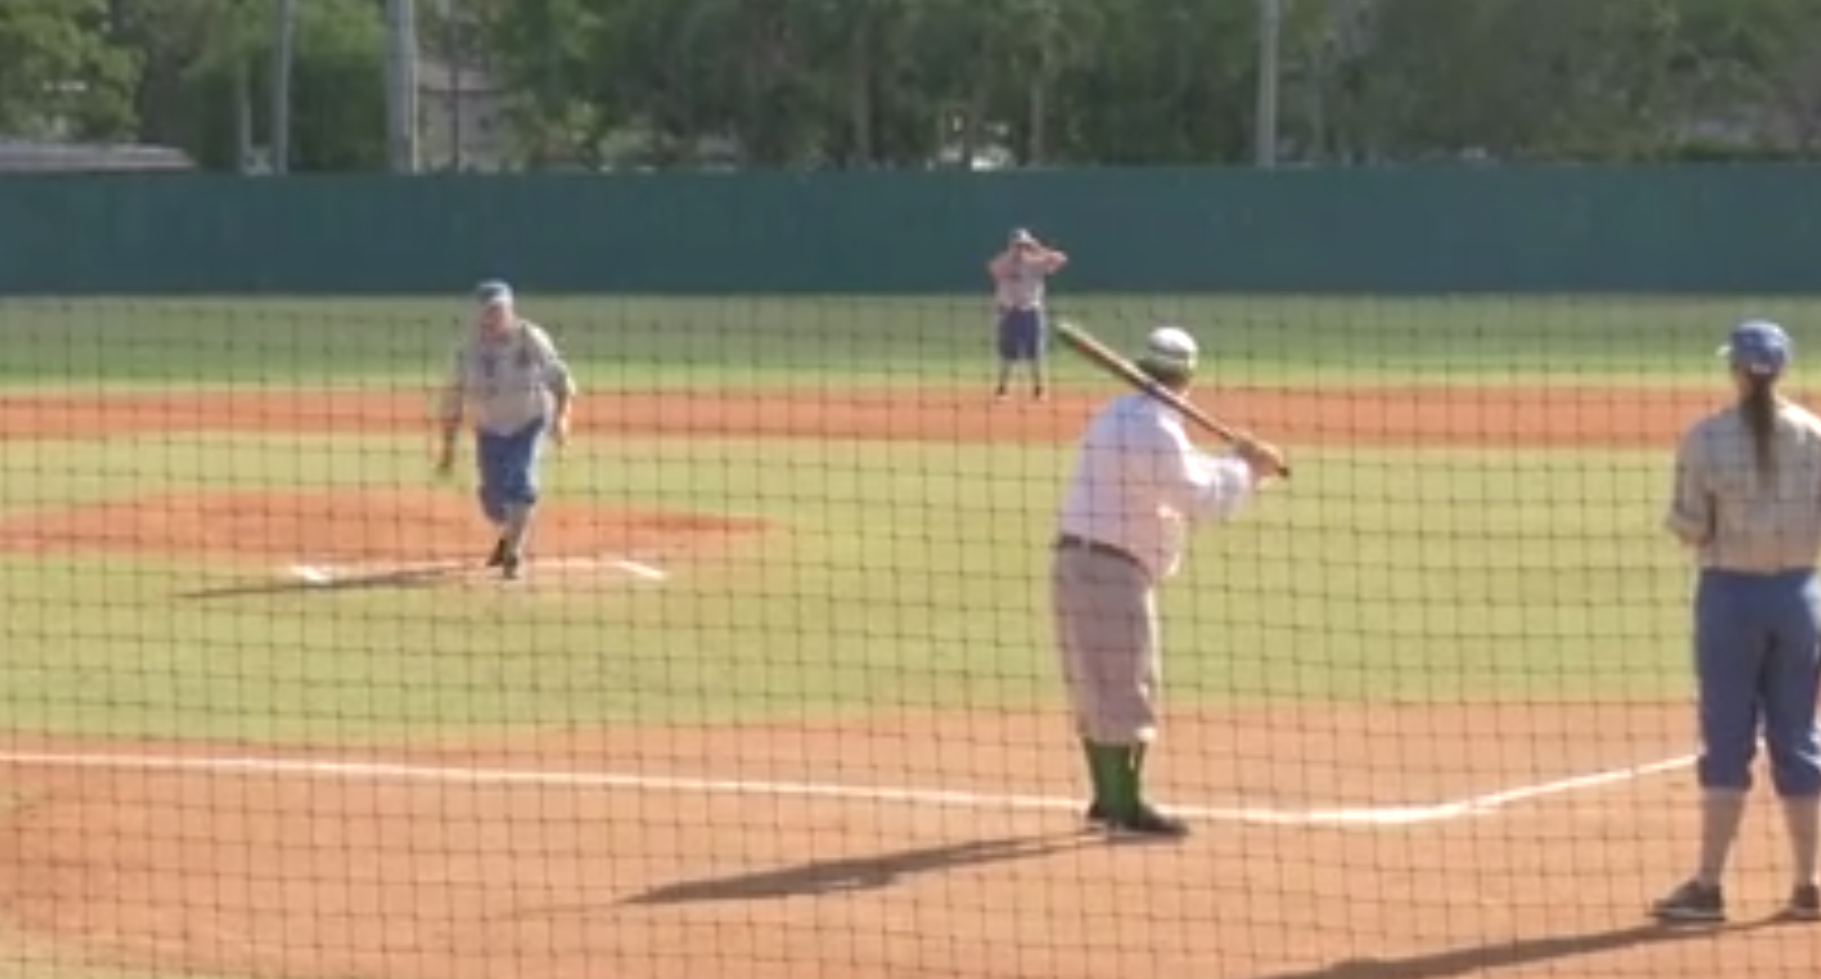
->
[1057,393,1258,581]
[1665,398,1821,573]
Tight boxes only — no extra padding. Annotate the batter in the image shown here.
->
[1655,318,1821,923]
[1050,325,1286,838]
[435,281,577,580]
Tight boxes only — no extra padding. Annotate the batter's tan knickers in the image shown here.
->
[1050,543,1159,744]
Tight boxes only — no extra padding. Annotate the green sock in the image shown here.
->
[1130,743,1148,809]
[1085,743,1139,816]
[1080,740,1113,805]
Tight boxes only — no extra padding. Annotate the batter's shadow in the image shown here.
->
[620,833,1086,906]
[1247,916,1791,979]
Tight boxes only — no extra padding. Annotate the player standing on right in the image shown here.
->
[1654,319,1821,923]
[987,228,1068,402]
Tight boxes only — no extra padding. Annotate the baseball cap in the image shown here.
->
[475,279,515,307]
[1139,325,1199,375]
[1009,228,1037,246]
[1718,319,1792,375]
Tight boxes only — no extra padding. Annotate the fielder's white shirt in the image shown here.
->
[1057,393,1257,581]
[1666,399,1821,573]
[994,255,1052,311]
[438,320,577,437]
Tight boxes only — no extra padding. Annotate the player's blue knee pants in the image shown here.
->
[474,417,546,527]
[997,307,1046,363]
[1694,568,1821,797]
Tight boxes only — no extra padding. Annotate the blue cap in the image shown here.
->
[475,279,514,307]
[1718,319,1792,375]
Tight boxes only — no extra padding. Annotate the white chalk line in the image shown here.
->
[283,554,668,586]
[0,747,1696,829]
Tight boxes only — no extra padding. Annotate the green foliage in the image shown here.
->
[1320,0,1689,161]
[99,0,386,171]
[5,0,1821,169]
[176,0,387,171]
[464,0,1821,168]
[0,0,138,139]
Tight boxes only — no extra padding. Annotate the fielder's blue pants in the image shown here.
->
[1694,568,1821,797]
[474,418,546,526]
[997,307,1046,363]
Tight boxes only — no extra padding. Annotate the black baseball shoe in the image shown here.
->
[1109,803,1190,840]
[1084,801,1111,825]
[1649,879,1725,924]
[486,537,509,568]
[1781,883,1820,922]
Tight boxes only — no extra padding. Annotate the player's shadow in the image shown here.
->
[623,834,1080,905]
[1247,917,1788,979]
[176,566,469,600]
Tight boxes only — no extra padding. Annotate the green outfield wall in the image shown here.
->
[4,166,1820,296]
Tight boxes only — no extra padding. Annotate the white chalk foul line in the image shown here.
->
[613,559,668,581]
[0,748,1696,829]
[1453,753,1697,813]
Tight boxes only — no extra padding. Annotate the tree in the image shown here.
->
[1671,0,1821,153]
[1042,0,1263,164]
[116,0,387,171]
[0,0,138,140]
[1320,0,1686,161]
[456,0,1821,167]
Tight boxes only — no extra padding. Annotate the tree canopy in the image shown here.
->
[0,0,1817,170]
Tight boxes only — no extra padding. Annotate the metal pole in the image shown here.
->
[235,57,253,173]
[270,0,296,174]
[384,0,421,173]
[445,0,463,169]
[1254,0,1281,168]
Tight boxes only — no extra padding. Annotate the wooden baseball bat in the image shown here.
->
[1052,318,1290,477]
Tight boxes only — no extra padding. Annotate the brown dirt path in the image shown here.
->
[0,385,1725,448]
[0,703,1779,979]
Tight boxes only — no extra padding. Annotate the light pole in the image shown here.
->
[270,0,296,173]
[441,0,463,170]
[1254,0,1281,168]
[385,0,421,173]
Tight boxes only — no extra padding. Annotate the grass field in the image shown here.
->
[3,293,1819,389]
[0,294,1808,979]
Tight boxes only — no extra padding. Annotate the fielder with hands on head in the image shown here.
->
[988,228,1068,402]
[1655,318,1821,923]
[434,280,578,581]
[1051,325,1286,838]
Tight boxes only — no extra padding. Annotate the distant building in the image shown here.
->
[416,58,513,171]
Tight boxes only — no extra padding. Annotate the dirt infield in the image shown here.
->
[0,489,766,593]
[0,705,1810,979]
[4,384,1813,979]
[0,384,1725,447]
